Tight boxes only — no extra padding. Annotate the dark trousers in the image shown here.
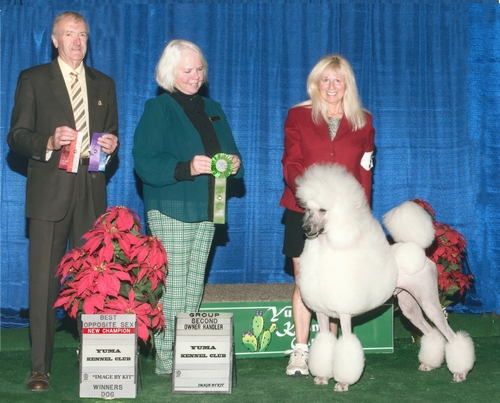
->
[28,166,98,374]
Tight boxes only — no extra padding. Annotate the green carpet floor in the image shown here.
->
[0,312,498,403]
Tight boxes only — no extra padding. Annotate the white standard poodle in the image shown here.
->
[295,163,475,392]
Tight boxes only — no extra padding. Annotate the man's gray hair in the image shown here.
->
[52,11,89,39]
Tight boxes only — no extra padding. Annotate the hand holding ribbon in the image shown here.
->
[190,154,240,176]
[97,133,118,155]
[229,154,241,175]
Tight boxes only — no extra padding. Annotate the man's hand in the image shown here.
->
[97,134,118,155]
[47,126,76,151]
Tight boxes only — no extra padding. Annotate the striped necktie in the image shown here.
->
[69,71,89,157]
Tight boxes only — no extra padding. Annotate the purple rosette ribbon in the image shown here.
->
[89,133,107,172]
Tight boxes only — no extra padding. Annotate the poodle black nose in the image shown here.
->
[303,225,324,238]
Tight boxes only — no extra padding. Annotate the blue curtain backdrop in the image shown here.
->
[1,1,499,327]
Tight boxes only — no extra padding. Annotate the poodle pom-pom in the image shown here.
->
[309,331,336,378]
[332,333,365,385]
[392,242,427,275]
[418,327,446,369]
[445,331,475,376]
[383,201,435,249]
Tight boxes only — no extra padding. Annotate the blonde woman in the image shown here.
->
[280,54,374,376]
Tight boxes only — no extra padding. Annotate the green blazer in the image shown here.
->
[133,93,244,223]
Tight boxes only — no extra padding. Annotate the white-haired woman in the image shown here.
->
[133,39,243,375]
[279,54,374,376]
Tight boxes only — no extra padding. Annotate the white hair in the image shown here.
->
[155,39,208,92]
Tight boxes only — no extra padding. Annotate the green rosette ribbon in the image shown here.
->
[211,153,233,224]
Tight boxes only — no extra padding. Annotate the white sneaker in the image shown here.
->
[285,348,309,376]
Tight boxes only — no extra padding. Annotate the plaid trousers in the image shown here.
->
[147,210,215,375]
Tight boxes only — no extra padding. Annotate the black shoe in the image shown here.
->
[26,371,50,391]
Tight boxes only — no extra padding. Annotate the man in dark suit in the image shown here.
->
[7,11,118,391]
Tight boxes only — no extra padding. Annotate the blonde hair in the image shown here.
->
[155,39,208,92]
[298,54,368,130]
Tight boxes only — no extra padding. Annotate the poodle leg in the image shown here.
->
[310,312,335,385]
[414,283,475,380]
[331,314,364,392]
[396,290,446,371]
[399,262,475,380]
[445,331,475,382]
[396,290,434,335]
[399,260,455,341]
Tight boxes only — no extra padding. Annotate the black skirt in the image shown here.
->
[282,209,306,258]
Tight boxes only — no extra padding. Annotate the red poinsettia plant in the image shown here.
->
[54,206,168,343]
[411,199,473,308]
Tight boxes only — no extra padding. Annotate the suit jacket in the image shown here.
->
[7,59,118,221]
[280,105,375,212]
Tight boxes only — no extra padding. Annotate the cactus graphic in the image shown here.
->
[241,330,258,352]
[252,311,265,338]
[241,311,277,353]
[260,330,272,351]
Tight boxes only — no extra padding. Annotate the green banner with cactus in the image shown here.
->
[200,301,393,358]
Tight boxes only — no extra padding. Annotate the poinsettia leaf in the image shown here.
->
[152,283,164,297]
[95,272,119,297]
[82,293,101,314]
[135,316,151,341]
[150,304,165,331]
[134,301,153,316]
[115,238,131,259]
[76,273,95,295]
[136,264,149,283]
[68,300,82,318]
[115,208,135,231]
[131,235,146,248]
[56,252,88,280]
[113,246,129,264]
[443,284,460,297]
[102,208,117,225]
[113,270,132,283]
[132,289,149,303]
[119,281,132,298]
[81,227,98,240]
[83,235,104,254]
[53,293,73,308]
[103,295,128,312]
[146,287,157,308]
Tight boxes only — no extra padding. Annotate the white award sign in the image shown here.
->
[172,312,234,394]
[79,314,137,399]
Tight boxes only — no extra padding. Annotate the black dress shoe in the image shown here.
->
[26,371,50,391]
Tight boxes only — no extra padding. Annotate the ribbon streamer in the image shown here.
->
[211,153,233,224]
[89,132,107,172]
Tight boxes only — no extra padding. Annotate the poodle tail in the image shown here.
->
[382,201,435,249]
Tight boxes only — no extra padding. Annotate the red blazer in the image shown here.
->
[280,105,375,212]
